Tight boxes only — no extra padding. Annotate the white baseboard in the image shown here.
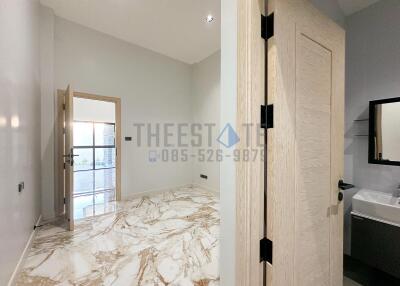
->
[7,215,42,286]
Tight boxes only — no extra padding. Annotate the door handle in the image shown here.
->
[63,149,79,166]
[338,180,354,190]
[338,180,354,202]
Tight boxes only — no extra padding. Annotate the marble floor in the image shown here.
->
[16,186,220,286]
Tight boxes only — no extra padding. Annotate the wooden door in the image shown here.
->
[64,86,74,231]
[266,0,345,285]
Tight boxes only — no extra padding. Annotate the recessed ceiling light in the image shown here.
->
[206,14,214,23]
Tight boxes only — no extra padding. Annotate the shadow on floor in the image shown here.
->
[344,255,400,286]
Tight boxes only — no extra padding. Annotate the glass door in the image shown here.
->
[73,121,116,219]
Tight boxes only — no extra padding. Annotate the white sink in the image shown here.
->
[352,189,400,226]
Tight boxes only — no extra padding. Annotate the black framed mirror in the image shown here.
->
[369,97,400,166]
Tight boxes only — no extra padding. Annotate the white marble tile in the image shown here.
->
[16,186,220,286]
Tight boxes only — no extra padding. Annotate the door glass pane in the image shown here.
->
[74,195,94,220]
[95,148,115,169]
[94,190,116,216]
[95,123,115,146]
[74,148,93,171]
[95,169,115,191]
[95,190,115,205]
[74,170,94,194]
[74,122,93,146]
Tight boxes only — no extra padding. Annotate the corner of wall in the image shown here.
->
[40,4,56,220]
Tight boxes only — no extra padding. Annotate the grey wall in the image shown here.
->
[310,0,345,27]
[192,52,221,192]
[344,0,400,254]
[0,0,42,284]
[40,5,56,220]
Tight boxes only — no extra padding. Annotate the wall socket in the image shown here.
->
[200,174,208,180]
[18,182,24,193]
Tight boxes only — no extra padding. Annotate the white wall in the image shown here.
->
[74,98,115,123]
[0,0,42,284]
[54,17,194,200]
[40,5,56,220]
[192,52,221,192]
[220,0,237,284]
[344,0,400,254]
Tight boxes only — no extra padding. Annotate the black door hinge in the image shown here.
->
[260,237,273,263]
[261,13,274,40]
[64,197,66,204]
[261,105,274,129]
[62,104,66,110]
[63,162,66,169]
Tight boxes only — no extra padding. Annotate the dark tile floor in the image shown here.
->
[344,255,400,286]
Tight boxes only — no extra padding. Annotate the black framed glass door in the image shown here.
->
[73,121,116,219]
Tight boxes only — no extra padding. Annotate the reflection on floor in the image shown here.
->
[344,276,362,286]
[74,190,116,220]
[16,186,219,285]
[344,255,400,286]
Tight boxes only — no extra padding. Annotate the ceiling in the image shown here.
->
[337,0,380,16]
[41,0,221,64]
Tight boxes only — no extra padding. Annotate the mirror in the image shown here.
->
[369,97,400,166]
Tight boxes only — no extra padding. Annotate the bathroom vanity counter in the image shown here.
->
[351,189,400,279]
[353,188,400,226]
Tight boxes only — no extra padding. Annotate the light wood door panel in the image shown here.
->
[64,86,74,231]
[236,0,266,285]
[294,33,332,286]
[267,0,345,285]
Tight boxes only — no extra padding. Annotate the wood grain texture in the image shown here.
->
[64,86,74,231]
[266,4,277,284]
[294,33,332,286]
[55,90,65,218]
[267,0,345,285]
[236,0,265,284]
